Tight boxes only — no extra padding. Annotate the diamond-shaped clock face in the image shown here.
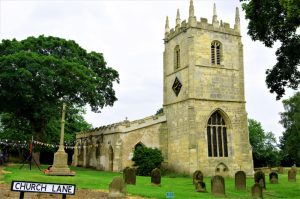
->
[172,77,182,96]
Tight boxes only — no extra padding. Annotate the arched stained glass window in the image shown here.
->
[207,111,228,157]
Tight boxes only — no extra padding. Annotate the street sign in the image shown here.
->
[11,181,76,198]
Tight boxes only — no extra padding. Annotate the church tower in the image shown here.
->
[163,1,253,176]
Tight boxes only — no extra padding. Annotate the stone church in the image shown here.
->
[73,1,254,177]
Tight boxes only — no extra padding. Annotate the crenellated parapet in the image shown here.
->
[164,1,240,43]
[76,114,166,139]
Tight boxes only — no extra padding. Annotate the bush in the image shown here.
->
[132,146,164,176]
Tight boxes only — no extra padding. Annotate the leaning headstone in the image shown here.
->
[251,183,263,199]
[288,169,297,182]
[192,170,203,184]
[108,176,126,199]
[123,167,136,185]
[235,171,246,190]
[269,172,278,184]
[254,171,266,190]
[151,168,161,185]
[211,175,225,196]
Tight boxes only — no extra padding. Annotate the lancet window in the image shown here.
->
[174,45,181,69]
[211,41,222,65]
[207,111,228,157]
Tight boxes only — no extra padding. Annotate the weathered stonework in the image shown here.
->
[74,115,167,172]
[73,1,254,177]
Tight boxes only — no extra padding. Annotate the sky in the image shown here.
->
[0,0,295,140]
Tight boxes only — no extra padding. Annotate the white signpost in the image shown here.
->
[11,181,76,199]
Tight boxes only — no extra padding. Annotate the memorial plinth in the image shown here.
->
[45,104,75,176]
[45,149,75,176]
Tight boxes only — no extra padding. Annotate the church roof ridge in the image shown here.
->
[76,113,166,136]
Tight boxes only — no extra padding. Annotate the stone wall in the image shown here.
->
[74,115,167,172]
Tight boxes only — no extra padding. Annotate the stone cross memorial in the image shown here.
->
[235,171,246,190]
[45,103,75,176]
[211,175,225,196]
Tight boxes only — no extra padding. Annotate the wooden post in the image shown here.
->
[19,192,24,199]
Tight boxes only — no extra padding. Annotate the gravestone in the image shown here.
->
[123,167,136,185]
[193,170,206,192]
[278,166,284,174]
[108,176,126,199]
[291,164,297,174]
[151,168,161,185]
[269,172,278,184]
[291,164,297,171]
[254,171,266,190]
[251,183,263,199]
[235,171,246,190]
[195,181,206,192]
[211,175,225,196]
[288,169,296,182]
[192,170,203,184]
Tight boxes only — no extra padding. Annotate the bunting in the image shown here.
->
[0,139,75,150]
[0,139,99,150]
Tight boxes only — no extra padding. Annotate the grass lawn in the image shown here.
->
[2,164,300,199]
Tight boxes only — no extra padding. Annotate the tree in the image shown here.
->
[0,113,33,142]
[44,106,92,144]
[155,107,163,115]
[0,107,92,164]
[279,92,300,166]
[132,145,164,176]
[241,0,300,99]
[0,106,92,164]
[0,35,119,141]
[0,106,92,147]
[248,119,280,167]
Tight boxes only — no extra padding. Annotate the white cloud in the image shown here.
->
[0,0,293,140]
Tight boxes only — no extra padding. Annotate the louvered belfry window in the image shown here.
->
[207,111,228,157]
[211,41,221,65]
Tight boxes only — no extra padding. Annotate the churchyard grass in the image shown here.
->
[2,164,300,198]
